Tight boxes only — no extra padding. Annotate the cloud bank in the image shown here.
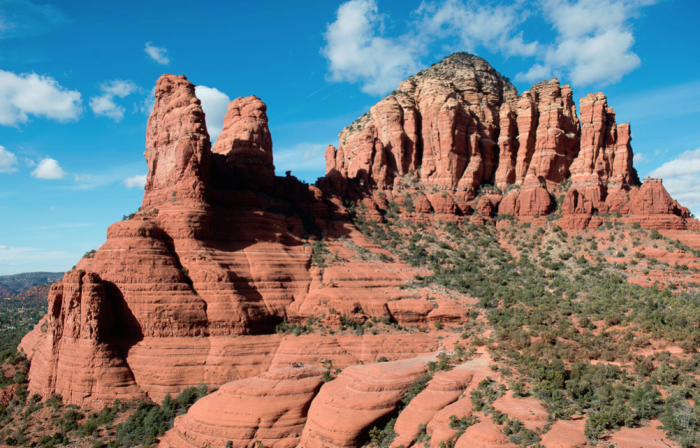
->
[322,0,656,95]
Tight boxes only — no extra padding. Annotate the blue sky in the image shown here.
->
[0,0,698,274]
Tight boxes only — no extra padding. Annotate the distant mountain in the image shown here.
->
[0,272,63,297]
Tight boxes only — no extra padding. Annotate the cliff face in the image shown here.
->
[19,75,466,407]
[324,53,696,231]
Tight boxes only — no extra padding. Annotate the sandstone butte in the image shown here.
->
[17,53,699,448]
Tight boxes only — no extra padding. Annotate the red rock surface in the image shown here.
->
[211,95,275,191]
[391,367,473,447]
[299,358,430,448]
[324,53,698,231]
[539,419,587,448]
[159,367,325,448]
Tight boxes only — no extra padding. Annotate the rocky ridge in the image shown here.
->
[324,53,697,231]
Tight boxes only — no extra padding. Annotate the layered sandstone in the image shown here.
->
[20,75,456,407]
[159,367,325,448]
[211,95,275,191]
[324,53,697,231]
[299,358,430,448]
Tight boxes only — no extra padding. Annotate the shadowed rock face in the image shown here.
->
[212,95,275,191]
[323,53,697,231]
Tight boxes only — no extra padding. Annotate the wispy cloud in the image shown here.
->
[145,42,170,65]
[516,0,656,86]
[139,86,156,116]
[0,0,67,39]
[123,174,146,189]
[651,147,700,179]
[89,79,139,122]
[274,142,327,179]
[0,146,18,173]
[613,81,700,122]
[27,223,92,231]
[650,147,700,210]
[0,246,79,275]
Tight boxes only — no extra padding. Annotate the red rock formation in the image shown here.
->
[160,367,325,448]
[143,75,210,212]
[17,52,700,448]
[299,359,429,448]
[20,74,459,407]
[391,368,473,447]
[328,53,517,195]
[324,53,696,231]
[20,271,146,407]
[211,95,275,190]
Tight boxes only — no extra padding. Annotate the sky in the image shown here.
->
[0,0,699,274]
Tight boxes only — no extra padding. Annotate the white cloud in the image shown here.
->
[516,0,655,86]
[415,0,538,57]
[322,0,539,95]
[0,245,7,250]
[123,174,147,189]
[195,86,230,140]
[31,158,66,179]
[0,146,18,173]
[323,0,540,95]
[650,147,700,210]
[274,143,327,179]
[145,42,170,65]
[516,63,553,84]
[633,152,646,163]
[89,79,138,122]
[322,0,424,95]
[0,69,82,126]
[140,86,156,115]
[659,175,700,210]
[323,0,654,94]
[651,147,700,179]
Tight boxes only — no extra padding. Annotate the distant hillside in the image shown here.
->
[0,272,63,297]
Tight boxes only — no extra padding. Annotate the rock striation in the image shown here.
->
[160,367,325,448]
[323,53,698,231]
